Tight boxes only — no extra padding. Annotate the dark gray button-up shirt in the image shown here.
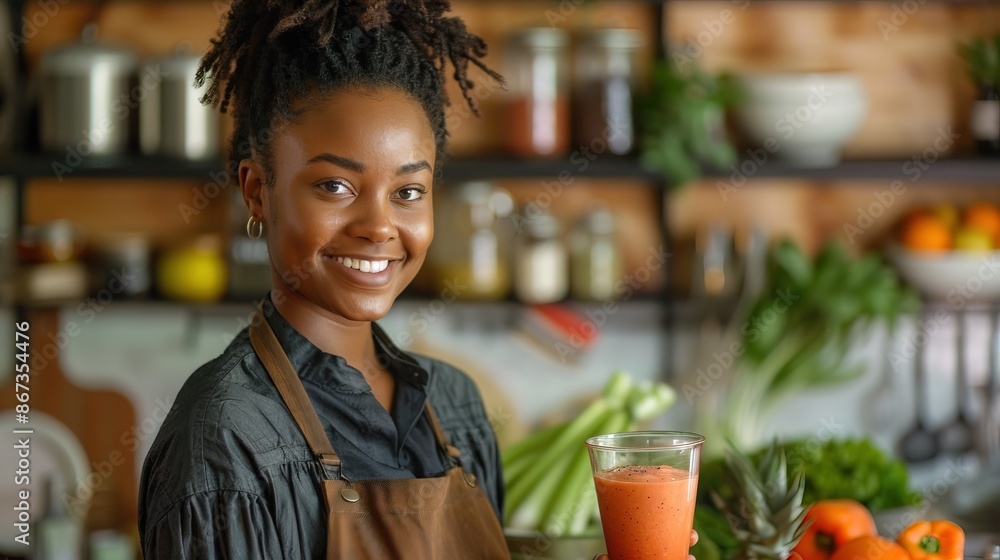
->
[139,300,504,559]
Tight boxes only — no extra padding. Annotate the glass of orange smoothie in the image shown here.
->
[585,431,704,560]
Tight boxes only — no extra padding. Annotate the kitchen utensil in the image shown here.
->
[898,321,941,463]
[982,306,1000,462]
[139,43,219,160]
[863,326,902,432]
[937,310,975,455]
[39,24,137,156]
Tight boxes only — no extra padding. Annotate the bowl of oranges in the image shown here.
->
[889,202,1000,303]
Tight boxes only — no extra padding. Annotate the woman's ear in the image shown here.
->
[239,158,267,220]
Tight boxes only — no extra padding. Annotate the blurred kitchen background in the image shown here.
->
[1,0,999,558]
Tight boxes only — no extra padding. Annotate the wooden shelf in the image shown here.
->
[1,153,998,183]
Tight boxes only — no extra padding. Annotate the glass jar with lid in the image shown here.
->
[514,210,568,304]
[574,28,643,155]
[504,28,571,157]
[430,182,514,300]
[570,208,623,301]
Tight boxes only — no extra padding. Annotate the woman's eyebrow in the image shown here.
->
[305,153,430,176]
[396,160,431,175]
[307,152,365,173]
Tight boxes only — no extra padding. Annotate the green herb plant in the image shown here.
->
[704,241,919,452]
[638,58,742,188]
[958,34,1000,90]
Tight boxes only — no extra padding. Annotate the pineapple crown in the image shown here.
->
[710,441,811,560]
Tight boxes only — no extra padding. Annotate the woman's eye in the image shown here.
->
[397,187,426,201]
[319,180,352,194]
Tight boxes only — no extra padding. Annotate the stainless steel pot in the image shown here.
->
[39,25,137,156]
[139,45,218,160]
[0,6,16,154]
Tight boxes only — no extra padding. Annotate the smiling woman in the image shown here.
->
[136,1,513,559]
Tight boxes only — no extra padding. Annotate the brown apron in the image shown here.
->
[249,308,510,560]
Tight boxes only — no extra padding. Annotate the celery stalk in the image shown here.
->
[543,410,630,537]
[502,422,566,467]
[568,417,636,535]
[504,404,615,521]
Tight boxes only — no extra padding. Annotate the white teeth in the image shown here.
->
[334,257,390,274]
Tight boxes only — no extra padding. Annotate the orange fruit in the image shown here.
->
[900,214,952,251]
[830,536,910,560]
[963,203,1000,238]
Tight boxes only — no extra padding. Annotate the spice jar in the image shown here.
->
[504,28,570,157]
[570,208,622,301]
[574,28,642,155]
[430,182,514,300]
[92,234,152,299]
[514,210,568,304]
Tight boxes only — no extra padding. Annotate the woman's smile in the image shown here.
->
[327,254,402,288]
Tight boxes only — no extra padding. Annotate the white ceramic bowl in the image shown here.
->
[735,72,868,167]
[887,244,1000,304]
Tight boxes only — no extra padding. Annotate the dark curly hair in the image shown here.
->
[196,0,502,183]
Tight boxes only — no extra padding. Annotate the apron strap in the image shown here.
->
[249,305,342,469]
[424,403,463,460]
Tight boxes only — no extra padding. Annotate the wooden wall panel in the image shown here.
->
[25,179,232,244]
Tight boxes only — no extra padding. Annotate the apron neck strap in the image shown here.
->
[424,401,463,460]
[250,303,462,467]
[249,305,341,468]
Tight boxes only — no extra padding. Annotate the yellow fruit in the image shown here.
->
[157,244,228,302]
[932,204,959,230]
[954,227,994,251]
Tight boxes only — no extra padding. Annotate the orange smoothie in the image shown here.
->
[594,464,699,560]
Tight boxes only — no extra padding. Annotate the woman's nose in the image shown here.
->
[346,196,397,244]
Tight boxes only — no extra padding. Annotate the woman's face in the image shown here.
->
[243,87,436,322]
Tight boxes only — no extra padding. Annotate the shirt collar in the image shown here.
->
[259,295,430,392]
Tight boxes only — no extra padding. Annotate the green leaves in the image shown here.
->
[638,59,742,188]
[958,34,1000,89]
[739,240,917,406]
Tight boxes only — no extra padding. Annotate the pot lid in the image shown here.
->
[40,24,137,75]
[508,28,569,50]
[581,28,643,50]
[144,42,206,76]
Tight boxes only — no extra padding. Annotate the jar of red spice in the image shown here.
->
[504,28,570,157]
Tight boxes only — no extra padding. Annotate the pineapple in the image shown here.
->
[710,441,810,560]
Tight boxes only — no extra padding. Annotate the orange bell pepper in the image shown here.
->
[897,520,965,560]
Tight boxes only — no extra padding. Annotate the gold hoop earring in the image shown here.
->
[246,215,264,239]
